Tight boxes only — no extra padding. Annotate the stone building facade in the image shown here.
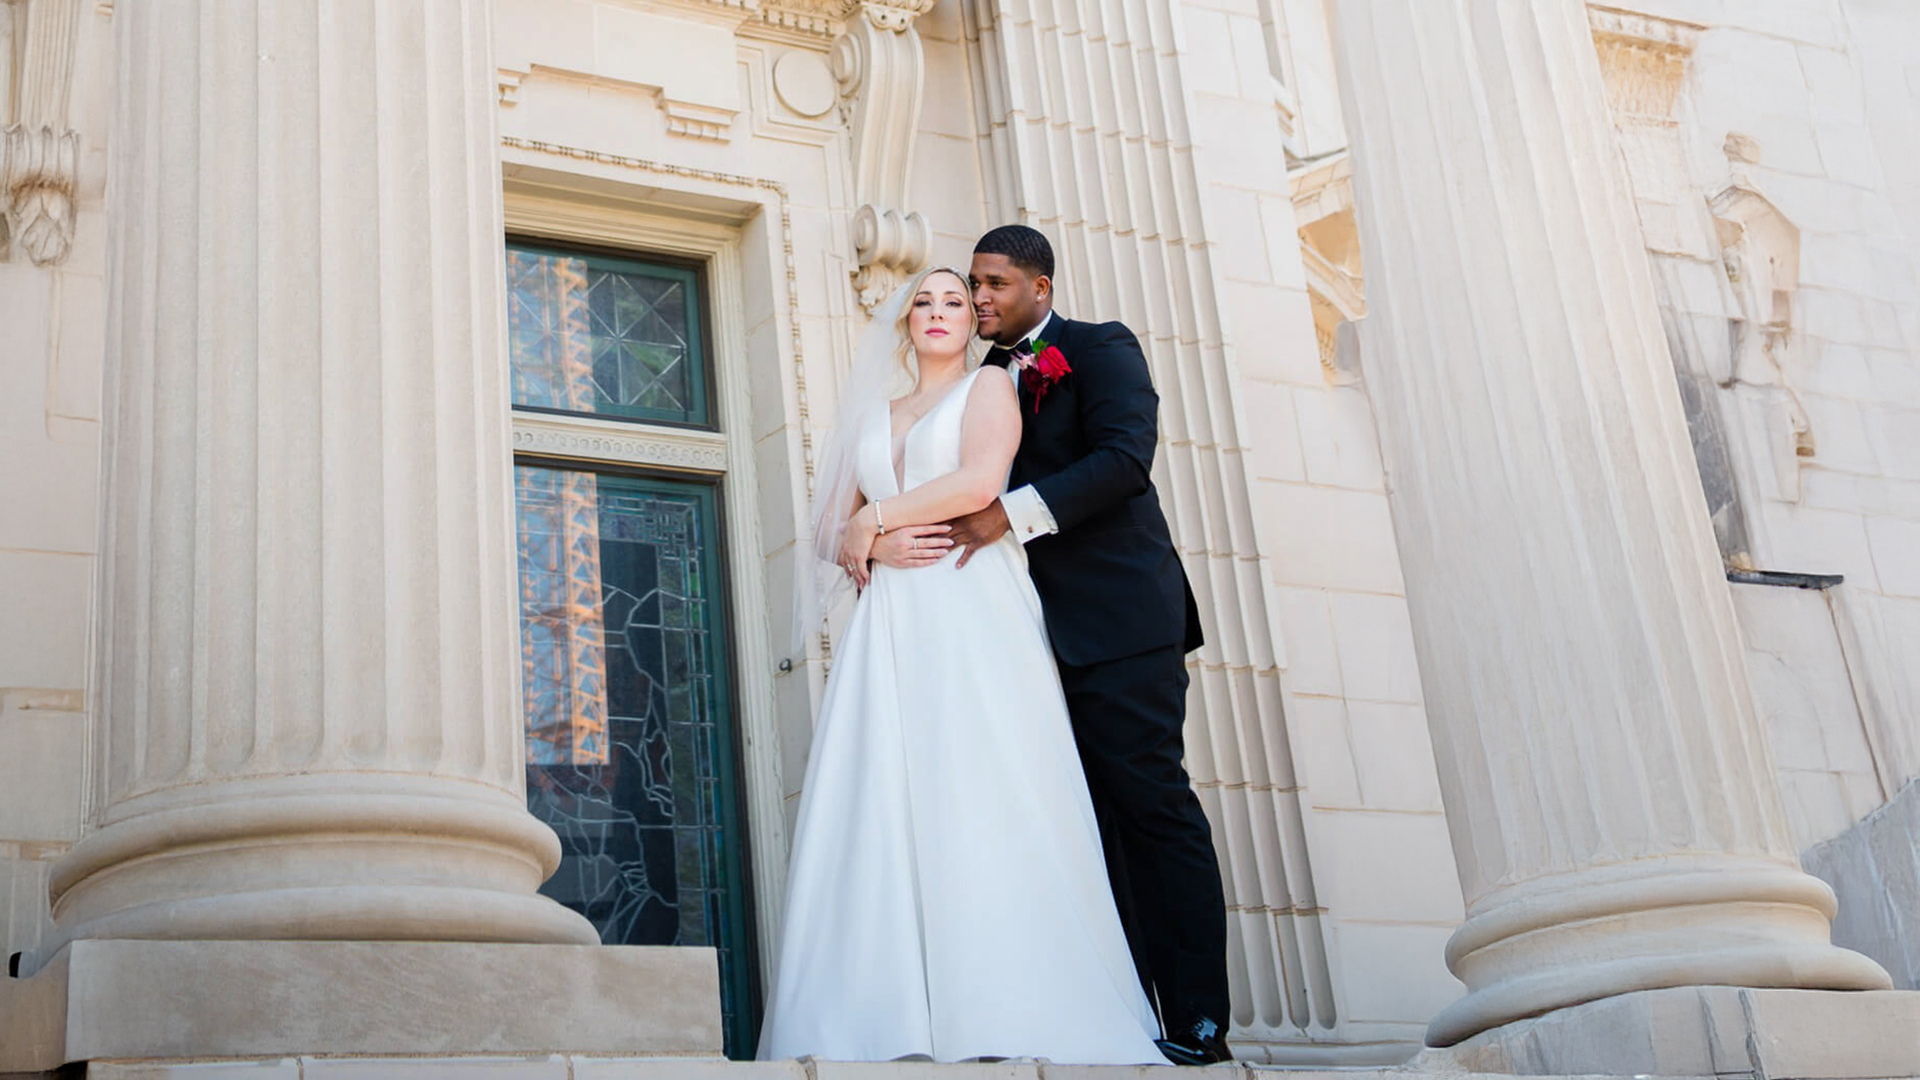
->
[0,0,1917,1074]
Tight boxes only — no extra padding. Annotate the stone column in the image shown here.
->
[47,0,596,949]
[1327,0,1889,1047]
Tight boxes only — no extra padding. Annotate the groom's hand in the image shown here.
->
[949,501,1012,568]
[870,524,953,569]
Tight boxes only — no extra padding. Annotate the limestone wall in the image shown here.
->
[0,0,110,969]
[1593,0,1920,851]
[1805,777,1920,989]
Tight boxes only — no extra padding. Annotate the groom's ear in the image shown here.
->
[1034,273,1052,303]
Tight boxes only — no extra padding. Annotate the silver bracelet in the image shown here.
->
[874,500,887,535]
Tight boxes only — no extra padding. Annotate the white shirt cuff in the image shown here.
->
[1001,484,1058,544]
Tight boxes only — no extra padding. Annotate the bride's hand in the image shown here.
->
[836,541,871,590]
[839,505,879,583]
[841,527,876,568]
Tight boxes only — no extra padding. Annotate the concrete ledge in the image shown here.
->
[0,939,721,1073]
[1410,985,1920,1078]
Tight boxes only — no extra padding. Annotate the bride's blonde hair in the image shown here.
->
[889,265,980,399]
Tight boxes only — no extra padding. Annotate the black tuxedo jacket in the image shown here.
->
[989,312,1204,667]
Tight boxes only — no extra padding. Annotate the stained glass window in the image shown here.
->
[512,468,755,1056]
[506,241,711,427]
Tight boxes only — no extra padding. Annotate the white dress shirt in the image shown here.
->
[1000,314,1061,544]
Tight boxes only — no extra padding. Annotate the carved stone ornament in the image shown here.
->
[758,0,933,36]
[1710,134,1815,498]
[1,0,85,266]
[833,0,936,311]
[853,0,934,31]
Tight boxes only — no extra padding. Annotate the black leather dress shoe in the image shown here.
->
[1155,1015,1232,1065]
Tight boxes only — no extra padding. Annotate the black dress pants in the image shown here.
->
[1057,643,1230,1030]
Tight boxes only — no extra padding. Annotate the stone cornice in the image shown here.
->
[511,414,730,473]
[1586,5,1705,52]
[1288,151,1353,228]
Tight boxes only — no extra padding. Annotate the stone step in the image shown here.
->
[83,1063,1533,1080]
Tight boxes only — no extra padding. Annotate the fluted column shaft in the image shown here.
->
[1328,0,1887,1045]
[47,0,595,948]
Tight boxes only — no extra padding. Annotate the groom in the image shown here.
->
[871,226,1231,1065]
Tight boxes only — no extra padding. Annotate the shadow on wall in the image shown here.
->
[1804,778,1920,991]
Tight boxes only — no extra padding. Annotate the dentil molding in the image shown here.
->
[833,0,936,311]
[1,0,84,266]
[1587,4,1702,123]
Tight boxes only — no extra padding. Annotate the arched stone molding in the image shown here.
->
[833,0,935,311]
[0,0,82,266]
[968,0,1340,1051]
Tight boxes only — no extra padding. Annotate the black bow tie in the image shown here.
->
[989,342,1030,368]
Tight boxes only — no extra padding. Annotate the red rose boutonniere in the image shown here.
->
[1020,339,1072,414]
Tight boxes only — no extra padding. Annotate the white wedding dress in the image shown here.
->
[757,367,1163,1065]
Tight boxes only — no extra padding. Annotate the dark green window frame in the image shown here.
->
[512,457,762,1058]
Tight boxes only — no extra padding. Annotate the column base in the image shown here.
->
[1412,986,1920,1078]
[1430,857,1892,1045]
[0,938,722,1074]
[46,774,600,950]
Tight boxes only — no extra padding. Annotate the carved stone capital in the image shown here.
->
[831,0,932,311]
[2,122,81,264]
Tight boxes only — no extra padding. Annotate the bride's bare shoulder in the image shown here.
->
[964,364,1019,414]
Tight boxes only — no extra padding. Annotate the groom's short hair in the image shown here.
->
[974,225,1054,280]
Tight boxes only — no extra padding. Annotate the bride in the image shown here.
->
[757,266,1164,1064]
